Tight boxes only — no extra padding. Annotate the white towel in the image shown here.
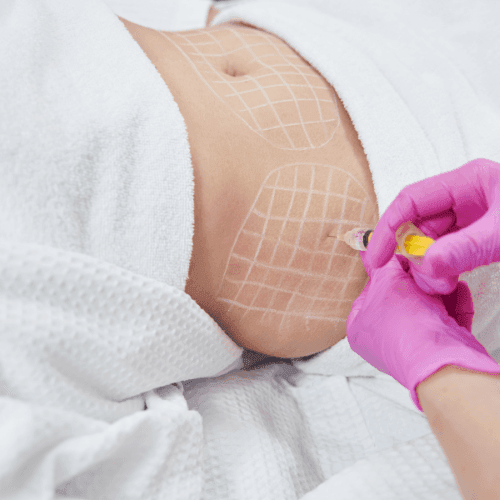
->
[0,0,195,290]
[0,1,242,497]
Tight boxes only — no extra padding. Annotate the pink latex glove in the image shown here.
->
[365,158,500,295]
[347,251,500,412]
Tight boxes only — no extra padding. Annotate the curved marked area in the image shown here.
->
[217,163,378,338]
[157,26,339,150]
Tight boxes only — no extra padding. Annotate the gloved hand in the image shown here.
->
[365,158,500,295]
[347,251,500,412]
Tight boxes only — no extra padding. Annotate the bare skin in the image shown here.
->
[417,365,500,500]
[119,17,379,357]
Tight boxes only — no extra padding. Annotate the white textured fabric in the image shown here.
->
[1,0,195,290]
[300,433,459,500]
[0,1,243,498]
[101,0,212,31]
[2,0,500,499]
[0,242,242,498]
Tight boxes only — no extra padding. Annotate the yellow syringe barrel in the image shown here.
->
[394,221,435,264]
[402,234,435,256]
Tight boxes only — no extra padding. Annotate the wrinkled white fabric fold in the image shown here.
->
[0,241,242,497]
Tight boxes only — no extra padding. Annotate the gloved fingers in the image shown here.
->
[367,174,464,270]
[366,159,498,271]
[441,280,475,333]
[409,262,459,295]
[347,254,407,330]
[364,209,455,274]
[420,211,500,278]
[359,250,373,277]
[363,220,397,272]
[346,279,370,330]
[417,210,456,240]
[405,213,458,295]
[360,248,408,279]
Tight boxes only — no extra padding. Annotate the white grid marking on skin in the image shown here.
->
[222,252,365,277]
[306,176,351,329]
[229,27,314,149]
[240,170,284,320]
[302,165,335,331]
[261,166,298,323]
[227,28,297,148]
[156,26,339,150]
[156,29,263,133]
[217,163,378,333]
[230,169,280,313]
[276,164,315,330]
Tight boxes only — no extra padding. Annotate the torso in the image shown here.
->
[119,18,379,356]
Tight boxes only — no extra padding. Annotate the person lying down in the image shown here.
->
[3,1,500,498]
[120,17,379,359]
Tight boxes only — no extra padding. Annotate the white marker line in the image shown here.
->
[250,210,364,226]
[219,298,345,321]
[230,28,296,149]
[244,170,283,319]
[335,183,355,301]
[175,35,272,57]
[262,166,299,323]
[226,252,357,279]
[268,39,332,146]
[278,164,316,331]
[223,275,356,300]
[162,27,338,150]
[252,78,328,92]
[202,30,265,133]
[216,163,376,328]
[259,119,337,132]
[220,87,332,101]
[253,185,364,199]
[160,30,262,132]
[238,171,280,319]
[304,166,335,331]
[255,51,315,148]
[359,196,368,222]
[246,99,334,110]
[241,228,350,258]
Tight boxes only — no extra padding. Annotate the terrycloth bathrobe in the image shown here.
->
[1,0,500,498]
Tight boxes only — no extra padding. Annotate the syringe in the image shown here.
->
[331,222,435,265]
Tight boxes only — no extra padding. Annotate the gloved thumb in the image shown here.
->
[359,249,374,277]
[347,254,407,330]
[347,250,379,328]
